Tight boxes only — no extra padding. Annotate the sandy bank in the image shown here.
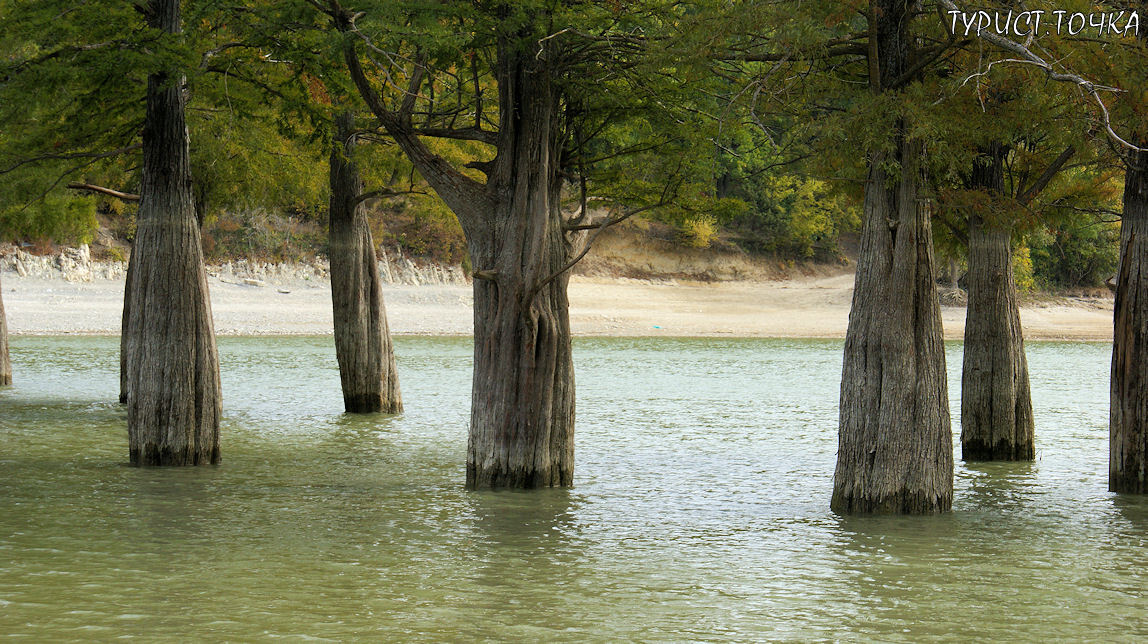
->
[1,268,1114,340]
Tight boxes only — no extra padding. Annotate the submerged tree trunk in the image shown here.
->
[961,149,1034,461]
[467,210,575,489]
[0,272,10,386]
[339,15,576,488]
[119,242,137,404]
[833,139,952,513]
[465,54,575,489]
[832,0,951,513]
[328,111,401,414]
[1111,145,1148,492]
[123,0,221,466]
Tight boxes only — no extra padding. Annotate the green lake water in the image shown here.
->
[1,336,1146,641]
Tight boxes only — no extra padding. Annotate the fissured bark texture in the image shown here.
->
[0,271,10,386]
[119,242,136,405]
[123,0,221,466]
[328,111,401,414]
[1111,145,1148,492]
[833,139,953,514]
[832,0,951,513]
[961,148,1034,461]
[465,51,575,489]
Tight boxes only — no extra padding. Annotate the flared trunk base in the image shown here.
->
[962,440,1034,462]
[344,394,401,415]
[833,138,953,515]
[467,462,573,490]
[329,111,402,416]
[831,490,951,515]
[131,444,220,467]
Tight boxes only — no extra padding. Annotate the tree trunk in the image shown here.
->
[119,242,137,404]
[328,111,401,414]
[948,256,959,290]
[123,0,221,466]
[465,49,574,489]
[832,0,951,514]
[339,17,577,488]
[1111,145,1148,492]
[833,138,952,513]
[467,211,575,489]
[0,271,10,386]
[961,149,1034,461]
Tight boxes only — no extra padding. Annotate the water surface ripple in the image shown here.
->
[1,336,1145,640]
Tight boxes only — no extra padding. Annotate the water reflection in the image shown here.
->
[1110,494,1148,533]
[959,459,1040,513]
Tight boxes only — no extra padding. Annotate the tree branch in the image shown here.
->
[1,143,142,176]
[411,126,498,145]
[66,183,140,201]
[1017,145,1075,206]
[940,0,1145,153]
[535,175,681,299]
[328,0,492,221]
[354,187,425,206]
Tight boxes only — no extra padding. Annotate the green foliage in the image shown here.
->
[188,106,327,222]
[727,172,858,259]
[678,214,718,248]
[0,188,96,245]
[1013,242,1036,292]
[1029,219,1120,290]
[0,0,1133,288]
[0,0,335,246]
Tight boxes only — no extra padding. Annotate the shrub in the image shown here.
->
[678,214,718,248]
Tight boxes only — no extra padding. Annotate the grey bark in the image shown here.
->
[123,0,221,466]
[832,0,952,514]
[1111,145,1148,492]
[119,241,137,404]
[341,18,578,489]
[465,48,574,489]
[0,271,10,386]
[329,111,401,414]
[961,148,1034,461]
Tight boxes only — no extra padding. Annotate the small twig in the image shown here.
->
[1,143,142,176]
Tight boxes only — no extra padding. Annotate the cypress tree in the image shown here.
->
[832,0,952,513]
[328,111,402,414]
[306,0,716,488]
[123,0,221,465]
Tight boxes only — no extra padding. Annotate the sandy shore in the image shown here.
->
[0,269,1115,340]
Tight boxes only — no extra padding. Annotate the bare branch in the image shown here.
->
[354,187,425,207]
[328,0,492,221]
[1017,145,1075,206]
[534,175,681,299]
[564,200,665,231]
[399,58,427,119]
[66,182,139,201]
[939,0,1145,153]
[411,126,498,145]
